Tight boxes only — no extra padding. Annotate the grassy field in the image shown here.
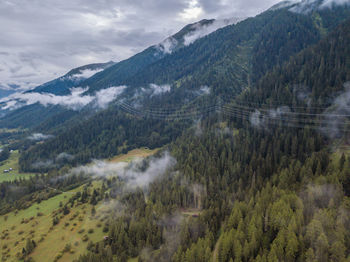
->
[0,182,106,262]
[109,147,159,163]
[181,208,201,218]
[0,150,37,183]
[0,148,160,262]
[0,128,25,134]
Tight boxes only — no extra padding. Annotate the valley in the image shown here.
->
[0,148,160,262]
[1,1,350,261]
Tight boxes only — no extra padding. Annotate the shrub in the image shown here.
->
[63,243,71,253]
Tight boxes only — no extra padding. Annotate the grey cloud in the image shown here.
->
[198,0,282,17]
[0,0,284,92]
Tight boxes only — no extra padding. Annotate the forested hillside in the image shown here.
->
[17,5,350,172]
[72,15,350,262]
[1,1,350,262]
[72,17,350,261]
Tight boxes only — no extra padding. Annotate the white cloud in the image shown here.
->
[320,82,350,139]
[67,68,104,80]
[0,85,126,111]
[199,85,211,95]
[156,37,178,54]
[95,86,127,108]
[183,17,243,46]
[27,133,54,141]
[320,0,350,7]
[289,0,350,13]
[149,83,171,96]
[56,152,74,162]
[269,0,302,11]
[0,87,93,110]
[249,106,291,129]
[71,151,176,189]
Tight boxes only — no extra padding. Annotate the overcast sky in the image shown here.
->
[0,0,282,91]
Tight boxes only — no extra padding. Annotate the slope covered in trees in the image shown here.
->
[17,5,350,172]
[1,2,350,262]
[71,16,350,262]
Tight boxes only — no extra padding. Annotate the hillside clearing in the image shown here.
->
[109,147,159,163]
[0,150,37,183]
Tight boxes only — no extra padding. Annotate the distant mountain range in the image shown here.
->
[0,17,242,129]
[1,0,350,154]
[1,0,346,171]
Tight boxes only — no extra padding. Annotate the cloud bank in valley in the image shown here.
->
[0,86,126,111]
[71,151,176,190]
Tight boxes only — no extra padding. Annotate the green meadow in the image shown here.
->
[0,150,37,183]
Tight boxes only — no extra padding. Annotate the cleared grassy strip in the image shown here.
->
[109,147,159,163]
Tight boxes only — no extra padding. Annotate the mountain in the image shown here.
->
[82,3,350,96]
[0,62,115,129]
[0,89,15,100]
[17,2,350,172]
[2,1,350,262]
[27,61,115,95]
[80,18,242,94]
[0,19,236,130]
